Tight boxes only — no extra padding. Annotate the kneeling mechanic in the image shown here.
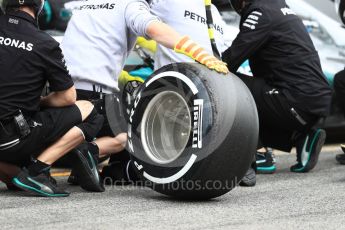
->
[223,0,332,173]
[0,0,104,197]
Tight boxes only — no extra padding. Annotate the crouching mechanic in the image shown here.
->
[223,0,332,173]
[0,0,103,197]
[333,0,345,164]
[61,0,228,185]
[334,69,345,163]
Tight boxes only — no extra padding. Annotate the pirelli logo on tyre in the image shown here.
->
[192,99,203,149]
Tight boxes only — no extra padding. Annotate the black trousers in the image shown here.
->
[236,73,320,152]
[334,69,345,114]
[0,106,81,167]
[76,89,129,163]
[77,89,115,138]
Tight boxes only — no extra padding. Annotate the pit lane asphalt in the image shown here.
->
[1,145,345,230]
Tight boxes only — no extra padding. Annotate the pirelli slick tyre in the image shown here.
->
[127,63,258,200]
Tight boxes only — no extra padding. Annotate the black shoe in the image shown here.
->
[12,168,69,197]
[67,170,79,186]
[290,163,304,172]
[101,160,140,185]
[71,143,105,192]
[6,182,23,191]
[256,150,276,174]
[291,129,326,173]
[335,144,345,164]
[335,154,345,164]
[67,160,135,186]
[239,167,256,187]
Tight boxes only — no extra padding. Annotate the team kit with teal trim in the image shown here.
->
[0,8,93,196]
[222,0,332,172]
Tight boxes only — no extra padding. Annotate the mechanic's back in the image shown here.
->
[62,0,154,92]
[223,0,331,116]
[223,0,332,173]
[0,11,67,119]
[150,0,227,69]
[0,1,106,197]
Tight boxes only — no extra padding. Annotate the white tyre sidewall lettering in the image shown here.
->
[128,70,201,183]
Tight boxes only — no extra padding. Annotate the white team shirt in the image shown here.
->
[149,0,227,70]
[61,0,159,93]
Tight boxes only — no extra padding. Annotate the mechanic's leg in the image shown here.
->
[97,134,139,185]
[333,70,345,161]
[334,69,345,112]
[36,127,84,165]
[235,72,255,89]
[12,101,104,196]
[36,100,94,165]
[94,133,127,158]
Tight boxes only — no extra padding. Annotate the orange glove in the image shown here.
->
[174,36,229,74]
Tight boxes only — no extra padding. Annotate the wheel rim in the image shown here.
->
[141,91,192,165]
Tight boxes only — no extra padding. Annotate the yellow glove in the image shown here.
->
[136,37,157,53]
[174,36,229,74]
[118,70,144,95]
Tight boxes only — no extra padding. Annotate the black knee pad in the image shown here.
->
[77,107,104,142]
[334,69,345,90]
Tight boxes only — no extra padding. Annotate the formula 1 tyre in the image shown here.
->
[128,63,259,200]
[105,93,127,135]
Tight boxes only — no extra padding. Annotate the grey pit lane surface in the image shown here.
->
[1,145,345,230]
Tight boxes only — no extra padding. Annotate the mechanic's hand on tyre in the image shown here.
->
[202,57,229,74]
[118,70,145,119]
[174,36,229,74]
[118,70,144,96]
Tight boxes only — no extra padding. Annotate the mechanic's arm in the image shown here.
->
[146,21,228,73]
[145,21,180,49]
[40,86,76,107]
[41,42,77,107]
[222,9,272,72]
[125,1,228,74]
